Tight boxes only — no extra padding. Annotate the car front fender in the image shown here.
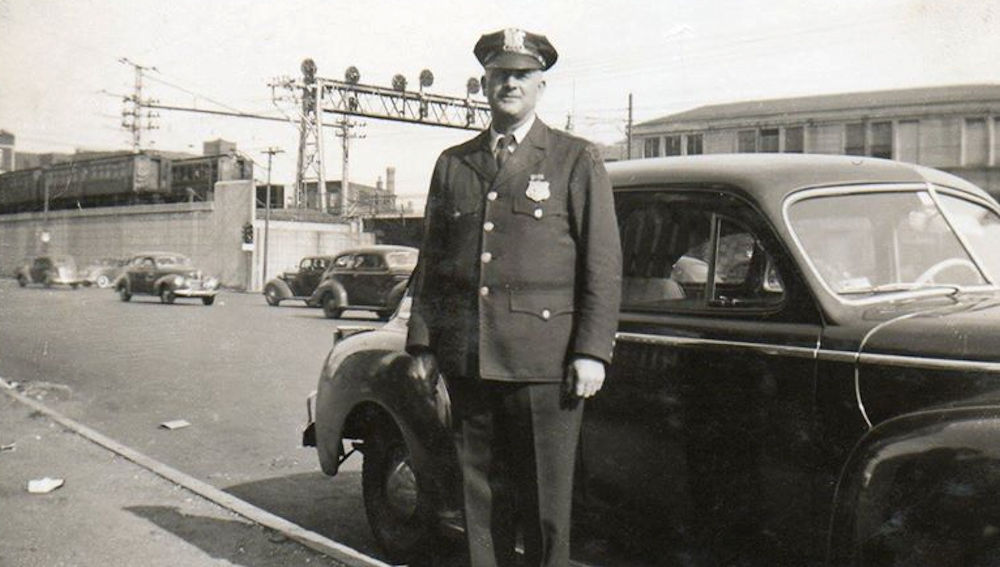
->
[153,274,182,291]
[307,279,347,308]
[264,278,294,300]
[828,407,1000,565]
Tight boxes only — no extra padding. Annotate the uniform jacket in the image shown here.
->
[407,119,622,382]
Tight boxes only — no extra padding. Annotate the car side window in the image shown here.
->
[355,254,384,270]
[333,255,352,269]
[314,258,329,270]
[617,189,784,312]
[300,258,314,270]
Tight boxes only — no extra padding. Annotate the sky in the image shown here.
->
[2,0,999,210]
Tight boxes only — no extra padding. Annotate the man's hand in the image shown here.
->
[567,356,606,399]
[409,350,439,397]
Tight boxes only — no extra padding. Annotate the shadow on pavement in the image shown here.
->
[223,471,388,561]
[125,505,343,567]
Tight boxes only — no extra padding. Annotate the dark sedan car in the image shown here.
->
[262,255,336,307]
[303,154,1000,566]
[115,252,220,305]
[15,255,83,288]
[308,245,417,319]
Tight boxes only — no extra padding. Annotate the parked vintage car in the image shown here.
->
[301,154,1000,565]
[115,252,220,305]
[80,257,127,288]
[308,245,418,320]
[262,255,336,307]
[15,255,83,289]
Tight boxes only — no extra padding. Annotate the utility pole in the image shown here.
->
[119,58,159,152]
[627,92,634,160]
[337,117,364,218]
[260,147,283,285]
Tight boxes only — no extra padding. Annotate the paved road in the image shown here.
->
[0,279,388,560]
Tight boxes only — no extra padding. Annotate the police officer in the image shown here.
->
[407,28,621,567]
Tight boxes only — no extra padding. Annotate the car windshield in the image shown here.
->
[385,250,418,270]
[51,256,76,268]
[787,188,996,297]
[154,255,191,267]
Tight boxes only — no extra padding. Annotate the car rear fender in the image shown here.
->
[315,351,455,482]
[828,406,1000,565]
[308,279,347,308]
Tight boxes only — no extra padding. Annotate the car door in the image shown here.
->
[133,256,157,293]
[30,257,49,282]
[350,252,388,305]
[578,188,825,565]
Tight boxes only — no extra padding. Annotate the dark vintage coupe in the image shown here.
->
[115,252,220,305]
[302,154,1000,566]
[15,255,83,289]
[308,245,418,320]
[262,255,336,307]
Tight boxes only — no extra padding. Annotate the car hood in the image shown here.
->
[860,294,1000,363]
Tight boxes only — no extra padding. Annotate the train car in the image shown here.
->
[45,153,168,208]
[0,168,42,214]
[169,154,253,202]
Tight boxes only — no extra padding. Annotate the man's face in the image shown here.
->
[482,68,546,126]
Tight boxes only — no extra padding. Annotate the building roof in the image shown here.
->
[636,84,1000,131]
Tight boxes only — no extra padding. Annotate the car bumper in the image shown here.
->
[173,288,219,298]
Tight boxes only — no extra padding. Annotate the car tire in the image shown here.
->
[96,275,111,288]
[118,285,131,302]
[201,296,215,306]
[362,418,433,564]
[160,287,176,305]
[323,295,343,319]
[71,283,79,289]
[16,275,27,287]
[264,285,281,306]
[43,274,53,288]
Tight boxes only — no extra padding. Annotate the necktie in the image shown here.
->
[496,134,516,169]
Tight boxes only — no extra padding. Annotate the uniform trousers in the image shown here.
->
[447,378,584,567]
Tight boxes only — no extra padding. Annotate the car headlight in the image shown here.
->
[173,275,185,286]
[204,277,219,290]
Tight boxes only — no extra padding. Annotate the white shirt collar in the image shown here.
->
[489,114,536,152]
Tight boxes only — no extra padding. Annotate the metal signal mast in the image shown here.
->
[271,60,490,215]
[118,58,159,152]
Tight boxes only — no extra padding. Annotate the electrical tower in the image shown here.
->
[119,58,159,152]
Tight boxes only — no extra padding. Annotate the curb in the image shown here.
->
[1,377,391,567]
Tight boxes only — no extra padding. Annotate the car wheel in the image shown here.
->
[160,287,176,305]
[43,274,53,288]
[362,419,433,563]
[96,275,110,288]
[118,285,131,302]
[201,296,215,306]
[17,275,27,287]
[71,283,79,289]
[323,295,343,319]
[264,285,281,306]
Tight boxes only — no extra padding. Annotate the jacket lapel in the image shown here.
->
[494,119,548,187]
[458,131,498,184]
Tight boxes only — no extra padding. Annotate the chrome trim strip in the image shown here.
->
[615,332,1000,373]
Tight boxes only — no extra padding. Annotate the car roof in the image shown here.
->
[606,154,991,203]
[334,245,418,256]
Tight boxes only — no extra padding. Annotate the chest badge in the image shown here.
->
[525,174,550,202]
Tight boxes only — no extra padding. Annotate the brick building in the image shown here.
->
[631,84,1000,199]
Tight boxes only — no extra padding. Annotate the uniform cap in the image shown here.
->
[474,28,558,71]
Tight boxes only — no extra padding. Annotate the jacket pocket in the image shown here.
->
[508,288,575,321]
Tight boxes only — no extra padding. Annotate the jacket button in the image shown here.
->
[479,286,490,297]
[481,252,493,263]
[533,208,543,219]
[487,191,498,201]
[483,221,495,232]
[541,309,551,320]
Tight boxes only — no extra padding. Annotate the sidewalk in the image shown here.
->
[0,390,381,567]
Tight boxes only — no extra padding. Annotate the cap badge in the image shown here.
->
[503,28,527,53]
[525,174,550,202]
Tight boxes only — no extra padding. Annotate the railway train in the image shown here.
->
[0,152,253,214]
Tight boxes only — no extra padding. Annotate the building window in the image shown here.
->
[845,123,866,156]
[897,120,919,163]
[644,137,661,158]
[686,134,704,155]
[870,122,893,159]
[784,127,804,153]
[665,135,682,156]
[760,128,780,153]
[965,118,988,166]
[737,130,757,153]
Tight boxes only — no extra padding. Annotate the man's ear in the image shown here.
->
[538,78,547,96]
[480,75,487,93]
